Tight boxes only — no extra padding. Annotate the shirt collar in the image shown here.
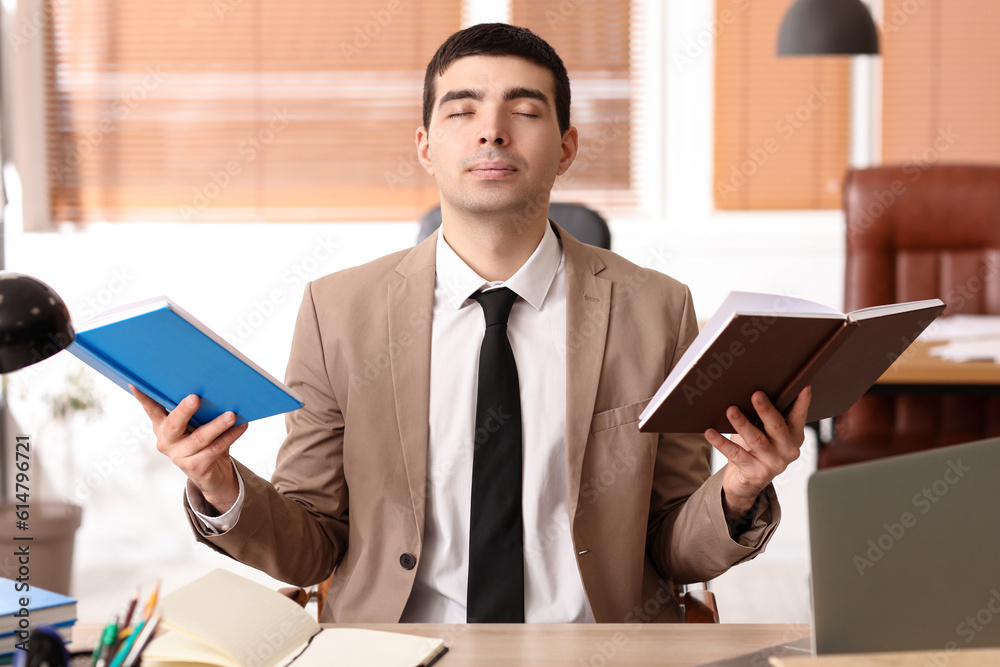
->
[435,221,564,311]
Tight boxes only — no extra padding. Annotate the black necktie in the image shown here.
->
[467,287,525,623]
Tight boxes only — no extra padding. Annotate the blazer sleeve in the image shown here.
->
[644,286,781,584]
[185,282,349,587]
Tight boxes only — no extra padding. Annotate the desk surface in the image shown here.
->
[73,622,811,666]
[878,340,1000,386]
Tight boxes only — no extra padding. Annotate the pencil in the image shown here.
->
[142,580,160,621]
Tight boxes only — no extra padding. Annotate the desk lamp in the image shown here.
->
[777,0,880,56]
[0,272,74,498]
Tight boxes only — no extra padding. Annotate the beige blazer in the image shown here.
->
[188,224,779,623]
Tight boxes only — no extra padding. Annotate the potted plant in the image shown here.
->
[0,365,102,594]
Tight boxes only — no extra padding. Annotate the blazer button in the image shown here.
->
[399,553,416,570]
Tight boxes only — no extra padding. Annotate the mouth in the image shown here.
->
[468,161,518,180]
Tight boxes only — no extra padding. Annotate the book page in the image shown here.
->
[711,291,844,319]
[848,298,945,321]
[150,570,319,667]
[143,631,242,667]
[76,295,173,328]
[295,629,446,667]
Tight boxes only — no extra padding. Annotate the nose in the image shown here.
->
[478,112,509,146]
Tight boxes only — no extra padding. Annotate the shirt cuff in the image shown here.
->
[185,462,245,535]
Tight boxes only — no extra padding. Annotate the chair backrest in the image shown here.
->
[823,165,1000,467]
[416,203,612,250]
[844,165,1000,314]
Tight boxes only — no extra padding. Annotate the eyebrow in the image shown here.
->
[437,86,552,110]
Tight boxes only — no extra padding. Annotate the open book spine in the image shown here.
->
[772,320,856,415]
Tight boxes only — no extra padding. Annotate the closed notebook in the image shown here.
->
[68,296,303,428]
[142,569,446,667]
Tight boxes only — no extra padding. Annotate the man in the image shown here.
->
[134,23,809,623]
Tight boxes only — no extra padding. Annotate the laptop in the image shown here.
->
[808,435,1000,654]
[699,436,1000,666]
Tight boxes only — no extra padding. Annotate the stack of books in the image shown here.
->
[1,578,77,663]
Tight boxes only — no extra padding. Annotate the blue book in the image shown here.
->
[0,578,76,639]
[67,297,303,428]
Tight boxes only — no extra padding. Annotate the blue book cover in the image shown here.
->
[67,297,304,428]
[0,578,76,637]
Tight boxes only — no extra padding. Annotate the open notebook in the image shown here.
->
[142,570,446,667]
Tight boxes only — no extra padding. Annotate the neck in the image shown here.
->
[440,208,549,282]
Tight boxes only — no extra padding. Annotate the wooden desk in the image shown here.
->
[73,622,811,666]
[874,340,1000,392]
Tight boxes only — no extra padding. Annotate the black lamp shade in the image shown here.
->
[777,0,880,56]
[0,272,75,373]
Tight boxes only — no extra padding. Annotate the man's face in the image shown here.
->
[417,55,578,224]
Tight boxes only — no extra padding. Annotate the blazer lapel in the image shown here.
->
[387,232,437,541]
[559,228,612,523]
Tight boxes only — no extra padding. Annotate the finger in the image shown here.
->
[725,403,787,469]
[705,428,756,468]
[174,410,239,459]
[130,385,167,424]
[184,421,249,469]
[749,392,798,459]
[160,395,204,442]
[785,385,812,433]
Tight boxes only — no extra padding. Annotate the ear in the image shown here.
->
[416,126,434,176]
[556,125,579,176]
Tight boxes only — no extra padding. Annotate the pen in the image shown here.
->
[91,614,118,667]
[122,613,160,667]
[107,619,146,667]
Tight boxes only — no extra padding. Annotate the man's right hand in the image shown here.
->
[131,386,248,514]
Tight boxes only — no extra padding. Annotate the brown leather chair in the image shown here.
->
[820,164,1000,468]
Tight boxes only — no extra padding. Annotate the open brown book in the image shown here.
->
[142,569,446,667]
[638,291,945,434]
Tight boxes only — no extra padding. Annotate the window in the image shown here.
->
[713,0,851,210]
[45,0,644,224]
[881,0,1000,165]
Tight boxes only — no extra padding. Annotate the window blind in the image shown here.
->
[881,0,1000,165]
[511,0,639,211]
[714,0,851,210]
[46,0,461,223]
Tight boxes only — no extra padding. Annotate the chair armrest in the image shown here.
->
[683,587,720,623]
[278,586,311,607]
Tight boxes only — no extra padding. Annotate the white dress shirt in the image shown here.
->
[193,222,593,623]
[399,223,592,623]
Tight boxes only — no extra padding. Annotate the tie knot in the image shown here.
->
[472,287,518,327]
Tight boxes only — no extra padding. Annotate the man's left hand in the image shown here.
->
[705,386,811,519]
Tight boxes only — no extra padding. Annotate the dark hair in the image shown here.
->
[422,23,571,135]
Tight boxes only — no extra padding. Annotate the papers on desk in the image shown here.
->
[920,314,1000,341]
[918,314,1000,362]
[929,339,1000,362]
